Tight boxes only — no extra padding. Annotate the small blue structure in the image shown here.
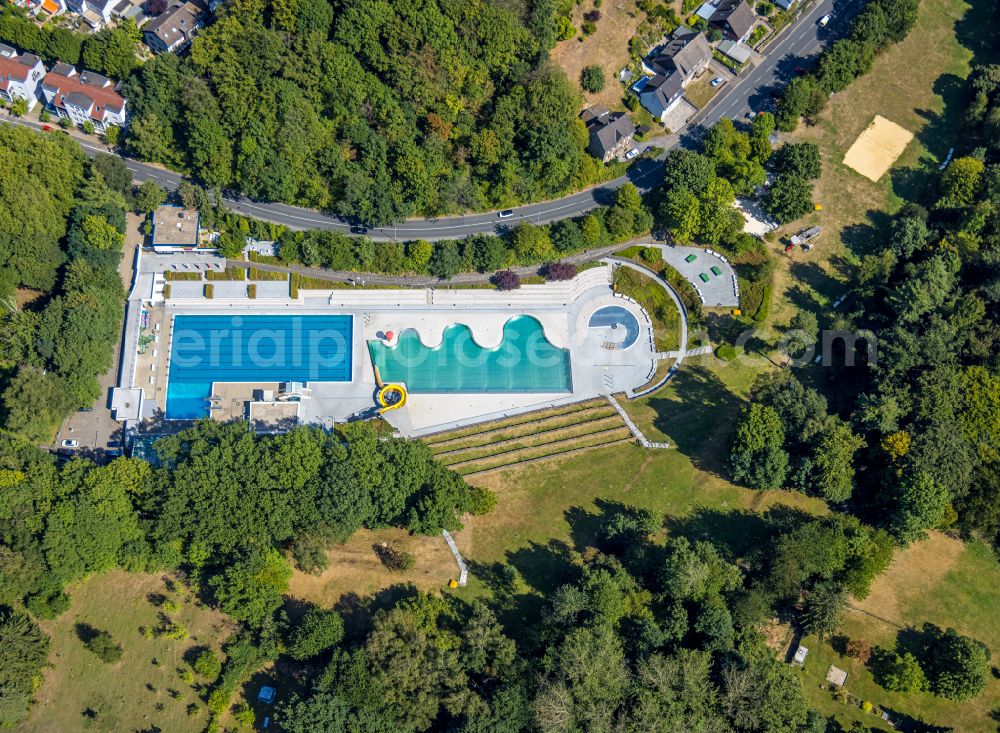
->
[258,686,277,704]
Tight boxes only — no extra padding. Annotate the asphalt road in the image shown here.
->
[0,0,861,240]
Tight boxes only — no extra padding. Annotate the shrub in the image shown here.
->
[162,284,171,299]
[468,485,497,515]
[716,344,739,361]
[26,588,70,619]
[580,64,605,93]
[846,638,873,664]
[581,19,596,35]
[81,628,123,663]
[639,246,660,264]
[82,120,95,135]
[493,270,521,290]
[583,9,601,22]
[289,272,299,298]
[233,703,255,726]
[544,261,578,280]
[204,284,214,299]
[374,544,416,573]
[247,283,257,299]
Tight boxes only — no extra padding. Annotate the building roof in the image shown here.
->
[589,112,635,155]
[711,0,756,39]
[42,65,126,121]
[647,32,711,80]
[581,105,610,125]
[717,39,752,64]
[152,206,200,246]
[143,1,202,48]
[0,48,42,86]
[641,73,684,108]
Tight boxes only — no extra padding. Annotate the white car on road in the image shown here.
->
[818,14,830,27]
[710,77,724,87]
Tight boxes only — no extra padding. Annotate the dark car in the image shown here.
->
[350,226,368,235]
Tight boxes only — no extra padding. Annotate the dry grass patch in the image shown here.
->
[550,0,643,110]
[287,528,460,606]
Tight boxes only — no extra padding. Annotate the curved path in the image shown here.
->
[0,0,859,239]
[604,257,689,398]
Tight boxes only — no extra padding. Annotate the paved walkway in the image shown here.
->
[442,530,469,587]
[606,394,669,449]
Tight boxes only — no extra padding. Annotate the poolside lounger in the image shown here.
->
[699,273,710,283]
[685,254,697,263]
[711,266,722,276]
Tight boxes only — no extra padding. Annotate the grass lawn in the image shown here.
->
[768,0,987,331]
[796,534,1000,732]
[613,263,682,351]
[684,75,724,110]
[22,571,234,733]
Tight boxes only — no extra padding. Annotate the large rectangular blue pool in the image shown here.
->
[166,314,353,419]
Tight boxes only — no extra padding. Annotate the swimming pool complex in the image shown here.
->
[368,315,572,393]
[166,314,353,419]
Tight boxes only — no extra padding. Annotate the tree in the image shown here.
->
[891,472,950,544]
[133,180,167,214]
[662,149,716,195]
[776,76,827,131]
[192,648,222,681]
[800,583,847,640]
[208,548,292,627]
[10,97,27,117]
[871,649,927,693]
[771,142,821,180]
[0,610,49,726]
[764,175,813,223]
[728,404,789,489]
[92,153,132,195]
[662,188,701,243]
[809,419,865,503]
[543,261,577,280]
[287,607,344,661]
[920,626,990,700]
[580,65,605,93]
[511,222,554,262]
[936,157,984,208]
[887,215,930,258]
[428,241,462,278]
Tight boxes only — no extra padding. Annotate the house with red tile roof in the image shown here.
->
[41,63,127,132]
[0,44,46,111]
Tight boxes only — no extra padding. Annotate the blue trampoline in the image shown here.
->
[589,306,640,349]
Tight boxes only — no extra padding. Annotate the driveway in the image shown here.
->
[53,214,144,455]
[656,244,739,308]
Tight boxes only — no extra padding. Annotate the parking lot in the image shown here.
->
[657,244,740,308]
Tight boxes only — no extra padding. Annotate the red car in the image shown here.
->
[41,124,53,132]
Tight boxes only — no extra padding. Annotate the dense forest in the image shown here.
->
[731,30,1000,552]
[0,127,128,442]
[0,421,491,724]
[116,0,599,223]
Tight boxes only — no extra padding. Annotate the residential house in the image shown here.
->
[773,0,799,9]
[151,205,201,251]
[65,0,120,27]
[0,44,46,111]
[582,107,635,162]
[41,63,127,132]
[143,0,206,53]
[638,31,711,123]
[708,0,757,43]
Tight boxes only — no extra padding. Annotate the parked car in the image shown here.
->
[497,209,514,219]
[818,14,830,27]
[624,148,640,160]
[107,440,122,449]
[710,77,724,87]
[61,439,79,448]
[794,66,808,74]
[42,124,53,132]
[106,449,123,458]
[258,686,277,704]
[349,225,368,235]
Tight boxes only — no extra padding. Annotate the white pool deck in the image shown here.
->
[119,266,663,436]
